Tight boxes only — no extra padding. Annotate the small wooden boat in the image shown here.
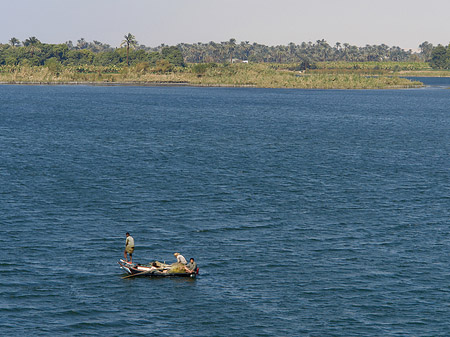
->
[118,259,199,278]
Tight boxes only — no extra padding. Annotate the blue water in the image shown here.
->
[407,76,450,88]
[1,85,449,336]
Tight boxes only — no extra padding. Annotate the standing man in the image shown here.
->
[124,232,135,263]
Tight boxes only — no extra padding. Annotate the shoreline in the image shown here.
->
[0,81,260,88]
[0,63,427,89]
[0,80,423,89]
[0,81,192,87]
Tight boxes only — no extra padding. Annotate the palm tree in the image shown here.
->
[9,37,20,47]
[228,38,236,63]
[419,41,434,61]
[241,41,251,61]
[77,38,89,50]
[23,36,40,47]
[23,36,41,56]
[120,33,138,66]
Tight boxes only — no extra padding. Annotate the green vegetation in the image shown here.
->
[2,36,447,68]
[183,63,423,89]
[120,33,138,66]
[0,36,184,67]
[315,61,431,71]
[0,63,423,89]
[180,39,417,63]
[429,44,450,69]
[1,34,449,88]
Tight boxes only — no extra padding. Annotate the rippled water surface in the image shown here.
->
[1,85,449,336]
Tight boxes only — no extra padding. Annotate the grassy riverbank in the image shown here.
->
[0,63,425,89]
[313,61,450,77]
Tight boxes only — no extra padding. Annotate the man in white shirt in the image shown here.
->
[174,252,187,264]
[124,232,135,263]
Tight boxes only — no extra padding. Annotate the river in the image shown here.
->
[1,84,449,336]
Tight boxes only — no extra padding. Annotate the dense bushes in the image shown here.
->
[2,37,449,71]
[0,42,185,68]
[429,45,450,69]
[0,62,424,89]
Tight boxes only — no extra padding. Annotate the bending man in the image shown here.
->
[174,252,187,265]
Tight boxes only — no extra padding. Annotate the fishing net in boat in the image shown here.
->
[144,261,186,273]
[167,262,186,273]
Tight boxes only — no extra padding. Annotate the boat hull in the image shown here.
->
[118,259,198,278]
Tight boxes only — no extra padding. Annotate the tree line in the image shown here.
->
[179,39,431,63]
[1,35,450,69]
[0,34,184,68]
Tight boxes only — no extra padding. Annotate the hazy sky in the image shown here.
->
[2,0,449,49]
